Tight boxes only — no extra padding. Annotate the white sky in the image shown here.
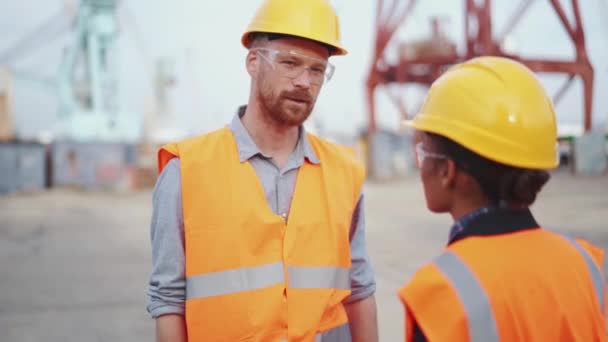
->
[1,0,607,140]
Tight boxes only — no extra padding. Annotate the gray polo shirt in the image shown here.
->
[146,113,376,318]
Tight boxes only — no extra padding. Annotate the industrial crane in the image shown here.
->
[364,0,607,177]
[366,0,596,134]
[0,0,148,143]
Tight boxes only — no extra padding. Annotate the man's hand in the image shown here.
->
[156,314,187,342]
[345,295,379,342]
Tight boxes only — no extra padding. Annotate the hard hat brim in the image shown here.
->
[402,116,558,170]
[241,31,347,56]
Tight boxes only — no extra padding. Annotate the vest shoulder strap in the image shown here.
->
[400,253,498,342]
[560,234,606,313]
[156,127,231,174]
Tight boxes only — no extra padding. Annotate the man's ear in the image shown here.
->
[440,159,457,190]
[246,51,258,78]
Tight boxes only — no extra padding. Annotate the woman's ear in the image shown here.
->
[440,159,457,190]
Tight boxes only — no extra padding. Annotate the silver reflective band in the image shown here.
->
[434,252,499,342]
[186,263,351,299]
[561,235,605,312]
[289,266,350,289]
[186,262,284,299]
[315,323,352,342]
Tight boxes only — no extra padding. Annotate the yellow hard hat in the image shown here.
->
[242,0,347,56]
[404,56,558,170]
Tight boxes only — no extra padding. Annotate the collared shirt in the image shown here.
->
[448,207,494,243]
[448,206,539,245]
[146,112,376,318]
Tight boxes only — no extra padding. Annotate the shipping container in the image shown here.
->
[0,142,47,195]
[50,141,136,190]
[572,131,608,175]
[367,130,416,180]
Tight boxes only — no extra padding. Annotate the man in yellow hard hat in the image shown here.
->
[146,0,378,341]
[399,56,607,341]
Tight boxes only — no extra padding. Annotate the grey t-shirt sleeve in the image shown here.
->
[345,193,377,303]
[146,158,186,318]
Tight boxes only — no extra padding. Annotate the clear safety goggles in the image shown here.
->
[415,142,449,168]
[253,47,335,85]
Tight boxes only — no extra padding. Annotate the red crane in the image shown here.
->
[366,0,594,134]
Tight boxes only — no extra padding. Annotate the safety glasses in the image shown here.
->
[253,47,335,85]
[415,142,449,168]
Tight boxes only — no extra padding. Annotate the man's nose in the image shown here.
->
[292,68,312,89]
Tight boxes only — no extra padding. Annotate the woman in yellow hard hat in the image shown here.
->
[399,56,607,342]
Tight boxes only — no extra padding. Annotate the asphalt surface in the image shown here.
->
[1,171,607,341]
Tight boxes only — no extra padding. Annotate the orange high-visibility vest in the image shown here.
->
[399,228,607,342]
[158,127,365,342]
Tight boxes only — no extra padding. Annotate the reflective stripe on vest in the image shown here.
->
[278,323,351,342]
[187,262,284,299]
[561,235,605,312]
[289,266,350,290]
[187,262,350,300]
[433,252,499,342]
[314,322,351,342]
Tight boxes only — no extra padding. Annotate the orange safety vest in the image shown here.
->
[158,127,365,342]
[399,228,607,342]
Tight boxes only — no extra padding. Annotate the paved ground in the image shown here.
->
[1,171,607,341]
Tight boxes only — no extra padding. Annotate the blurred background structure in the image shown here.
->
[0,1,607,341]
[365,0,608,179]
[0,0,607,192]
